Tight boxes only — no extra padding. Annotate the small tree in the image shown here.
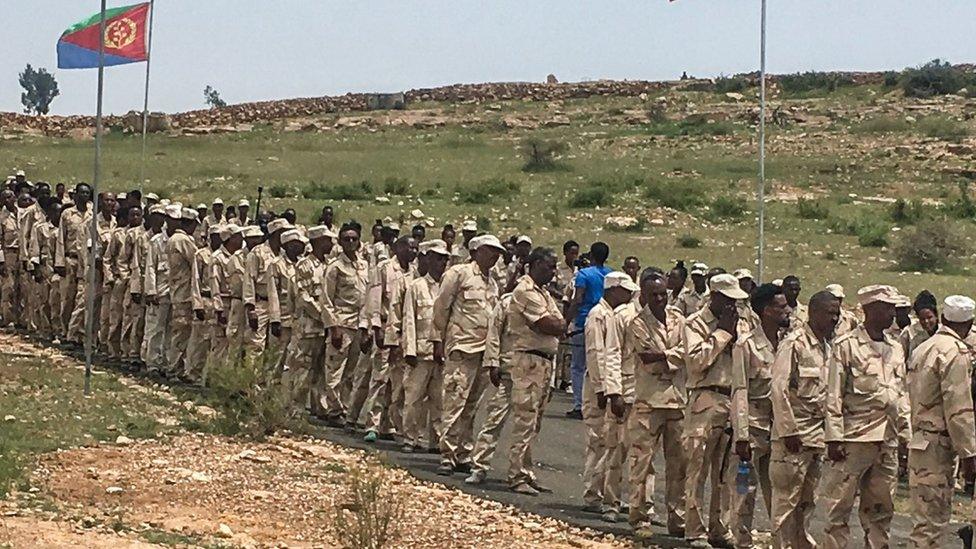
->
[19,64,59,115]
[203,85,226,108]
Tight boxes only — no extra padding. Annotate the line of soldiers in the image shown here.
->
[3,173,976,548]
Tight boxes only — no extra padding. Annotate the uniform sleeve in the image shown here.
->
[366,262,384,329]
[584,314,604,393]
[242,252,258,306]
[770,340,801,439]
[320,263,339,329]
[28,224,42,265]
[190,252,204,311]
[482,300,505,369]
[825,341,847,443]
[295,263,322,324]
[144,241,158,297]
[384,272,406,346]
[402,282,419,358]
[267,263,281,324]
[432,267,461,340]
[730,338,751,442]
[683,319,734,378]
[55,213,67,268]
[512,285,549,327]
[210,257,224,313]
[128,237,144,295]
[943,348,976,458]
[601,312,624,396]
[893,344,912,447]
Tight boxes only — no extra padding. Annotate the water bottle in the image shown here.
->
[736,461,753,495]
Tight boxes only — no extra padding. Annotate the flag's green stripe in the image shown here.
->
[60,3,142,38]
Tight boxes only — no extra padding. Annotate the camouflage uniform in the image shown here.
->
[602,301,640,513]
[401,272,444,449]
[0,207,22,326]
[674,287,707,318]
[267,253,298,378]
[28,219,59,338]
[469,294,515,475]
[364,257,412,435]
[57,206,92,343]
[282,252,328,416]
[899,320,931,362]
[165,227,197,376]
[123,226,150,359]
[243,242,275,351]
[186,245,214,382]
[319,252,368,422]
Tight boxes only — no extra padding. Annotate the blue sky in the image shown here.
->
[3,0,976,115]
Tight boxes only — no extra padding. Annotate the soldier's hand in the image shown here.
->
[609,394,625,418]
[146,295,158,306]
[54,266,66,277]
[331,330,344,350]
[194,309,205,322]
[735,440,753,462]
[596,392,608,410]
[404,355,418,368]
[827,441,846,462]
[488,366,501,388]
[270,322,282,338]
[433,341,445,365]
[963,456,976,483]
[217,310,227,325]
[783,435,803,454]
[21,261,28,272]
[359,332,373,354]
[248,314,259,332]
[0,264,6,277]
[132,293,142,305]
[373,327,383,348]
[717,302,739,335]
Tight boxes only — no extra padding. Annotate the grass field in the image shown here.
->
[3,82,976,299]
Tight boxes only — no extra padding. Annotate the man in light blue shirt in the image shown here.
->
[565,241,612,418]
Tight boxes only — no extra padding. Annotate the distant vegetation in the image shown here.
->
[899,59,976,98]
[520,137,568,173]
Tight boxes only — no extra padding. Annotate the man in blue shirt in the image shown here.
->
[565,242,612,418]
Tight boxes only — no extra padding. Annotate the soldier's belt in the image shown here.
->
[693,385,732,397]
[255,295,269,301]
[518,349,555,361]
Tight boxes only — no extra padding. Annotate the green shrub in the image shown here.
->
[457,178,520,204]
[708,195,748,221]
[520,137,569,172]
[569,186,611,208]
[855,219,890,247]
[382,177,410,195]
[882,71,900,88]
[305,180,372,200]
[268,184,290,199]
[850,116,911,134]
[645,180,706,211]
[942,181,976,219]
[917,116,970,141]
[900,59,966,98]
[796,199,830,220]
[778,71,854,94]
[677,234,702,248]
[543,203,562,227]
[645,116,736,137]
[715,75,749,94]
[646,103,668,124]
[475,215,491,232]
[333,465,405,549]
[894,219,969,272]
[889,198,928,224]
[206,352,291,438]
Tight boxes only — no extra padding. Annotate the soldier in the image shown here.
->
[99,202,126,355]
[282,225,335,416]
[433,234,503,475]
[56,183,93,344]
[402,240,450,453]
[203,198,224,236]
[826,284,859,335]
[319,221,370,425]
[244,218,288,352]
[449,219,477,266]
[674,262,708,318]
[580,271,634,512]
[504,247,564,495]
[363,235,419,443]
[821,285,911,549]
[769,290,840,549]
[682,273,750,549]
[552,240,579,392]
[143,205,177,371]
[211,225,246,364]
[0,190,22,327]
[20,182,49,331]
[28,201,62,340]
[90,193,118,350]
[107,207,142,359]
[186,225,220,383]
[165,208,199,379]
[268,228,307,380]
[733,268,756,295]
[237,199,251,225]
[901,290,939,360]
[729,283,791,549]
[907,295,976,547]
[626,269,686,538]
[125,205,157,363]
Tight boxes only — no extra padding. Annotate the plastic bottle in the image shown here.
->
[736,461,753,495]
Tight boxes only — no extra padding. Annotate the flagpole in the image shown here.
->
[84,0,108,396]
[139,0,155,190]
[756,0,767,283]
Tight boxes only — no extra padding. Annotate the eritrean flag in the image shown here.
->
[57,3,150,69]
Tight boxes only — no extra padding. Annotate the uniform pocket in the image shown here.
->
[850,366,879,395]
[462,289,486,301]
[796,362,823,399]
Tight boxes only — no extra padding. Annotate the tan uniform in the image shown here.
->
[94,216,117,351]
[165,229,197,376]
[186,246,214,382]
[625,306,686,532]
[243,242,275,350]
[143,231,170,369]
[602,301,640,512]
[282,253,328,416]
[674,287,707,318]
[267,253,298,377]
[319,252,369,421]
[28,220,58,338]
[581,298,623,508]
[123,227,150,359]
[821,325,911,549]
[682,306,748,543]
[899,320,931,362]
[730,327,776,549]
[507,275,562,487]
[553,261,577,389]
[401,273,443,448]
[0,208,23,326]
[907,326,976,547]
[104,225,129,358]
[835,307,859,336]
[433,261,499,468]
[769,323,830,549]
[449,241,470,267]
[56,206,92,343]
[213,247,247,360]
[470,294,516,474]
[363,258,412,434]
[789,302,809,330]
[19,203,44,330]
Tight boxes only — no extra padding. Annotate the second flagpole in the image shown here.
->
[139,0,155,190]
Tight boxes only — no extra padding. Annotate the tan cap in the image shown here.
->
[212,198,224,206]
[895,294,912,308]
[733,268,753,280]
[771,278,784,287]
[856,285,901,306]
[219,224,242,241]
[181,208,199,221]
[690,262,709,276]
[470,234,505,252]
[825,284,846,299]
[165,204,182,219]
[148,204,166,215]
[280,229,308,246]
[709,273,750,300]
[461,219,478,232]
[604,271,639,293]
[420,238,449,256]
[196,203,207,210]
[238,199,250,207]
[944,295,976,323]
[118,193,127,201]
[243,226,264,239]
[307,225,337,240]
[516,235,533,246]
[145,193,160,201]
[15,170,25,177]
[267,218,293,234]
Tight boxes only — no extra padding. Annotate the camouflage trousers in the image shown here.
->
[1,251,23,326]
[581,375,608,507]
[603,404,630,511]
[821,441,897,549]
[627,406,686,532]
[507,353,550,487]
[769,440,822,549]
[185,312,213,383]
[244,300,269,351]
[322,327,357,420]
[402,358,442,448]
[121,294,144,360]
[106,280,128,358]
[364,346,404,435]
[909,432,958,548]
[683,388,732,542]
[728,427,771,549]
[439,351,488,468]
[281,335,326,416]
[470,365,513,474]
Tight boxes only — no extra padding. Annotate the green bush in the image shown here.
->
[778,71,854,94]
[382,177,410,195]
[333,465,405,549]
[456,178,520,204]
[942,181,976,219]
[855,219,890,247]
[646,103,668,124]
[206,352,291,438]
[796,199,830,220]
[645,180,706,211]
[889,198,928,224]
[850,116,911,134]
[677,234,702,248]
[268,184,290,199]
[917,116,970,141]
[715,75,749,94]
[882,71,900,88]
[569,186,611,208]
[900,59,967,98]
[520,137,569,173]
[894,219,969,272]
[708,195,748,221]
[305,180,372,200]
[645,118,736,138]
